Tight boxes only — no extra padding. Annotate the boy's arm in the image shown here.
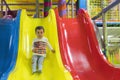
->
[32,48,39,53]
[47,40,55,53]
[32,40,39,53]
[32,42,36,53]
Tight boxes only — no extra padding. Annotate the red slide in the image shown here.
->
[55,8,120,80]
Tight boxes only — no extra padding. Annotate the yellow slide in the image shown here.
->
[8,9,73,80]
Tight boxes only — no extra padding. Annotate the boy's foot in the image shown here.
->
[32,72,35,74]
[32,70,37,74]
[37,70,42,73]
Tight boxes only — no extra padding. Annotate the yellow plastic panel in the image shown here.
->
[5,0,68,3]
[8,9,73,80]
[15,0,59,2]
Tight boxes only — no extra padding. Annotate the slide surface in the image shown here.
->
[55,8,120,80]
[0,11,20,80]
[8,9,72,80]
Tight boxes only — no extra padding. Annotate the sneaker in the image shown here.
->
[37,70,42,73]
[32,70,37,74]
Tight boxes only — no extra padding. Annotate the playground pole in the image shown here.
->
[36,0,39,18]
[0,0,3,17]
[1,0,3,12]
[71,0,74,18]
[44,0,51,17]
[101,0,108,57]
[66,5,69,17]
[58,0,67,17]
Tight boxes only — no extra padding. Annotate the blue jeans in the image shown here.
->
[32,55,45,73]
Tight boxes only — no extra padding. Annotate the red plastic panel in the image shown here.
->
[55,8,120,80]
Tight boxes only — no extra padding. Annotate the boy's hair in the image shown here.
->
[35,26,45,32]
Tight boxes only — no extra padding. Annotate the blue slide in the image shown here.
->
[0,10,20,80]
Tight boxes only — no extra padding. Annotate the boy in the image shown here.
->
[32,26,55,73]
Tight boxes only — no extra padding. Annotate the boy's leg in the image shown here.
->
[32,55,38,73]
[38,56,45,72]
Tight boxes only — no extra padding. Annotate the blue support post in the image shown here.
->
[79,0,87,9]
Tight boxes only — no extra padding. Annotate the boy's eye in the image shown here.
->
[37,31,43,34]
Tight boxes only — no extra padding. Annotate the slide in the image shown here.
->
[8,9,72,80]
[55,8,120,80]
[0,11,20,80]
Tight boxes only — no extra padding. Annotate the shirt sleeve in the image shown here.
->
[46,39,53,50]
[32,39,35,50]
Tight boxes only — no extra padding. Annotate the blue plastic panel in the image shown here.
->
[0,10,20,80]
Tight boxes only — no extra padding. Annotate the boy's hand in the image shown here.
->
[32,48,39,53]
[51,49,55,53]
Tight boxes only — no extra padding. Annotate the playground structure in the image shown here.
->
[0,0,120,80]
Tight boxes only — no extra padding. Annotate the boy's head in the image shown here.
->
[35,26,45,38]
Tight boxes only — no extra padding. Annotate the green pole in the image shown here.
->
[36,0,39,18]
[101,0,108,58]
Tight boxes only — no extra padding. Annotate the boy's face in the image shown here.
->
[36,29,44,38]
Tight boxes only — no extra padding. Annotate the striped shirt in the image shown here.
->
[32,37,53,57]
